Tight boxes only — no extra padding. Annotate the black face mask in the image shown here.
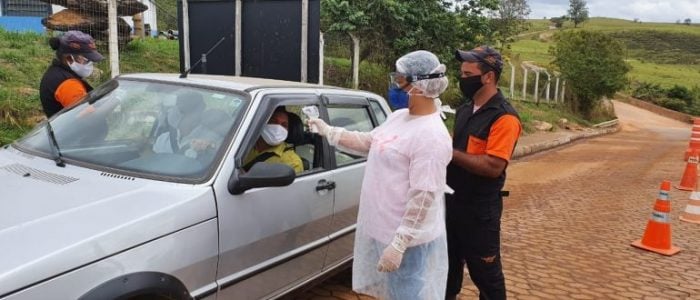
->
[459,75,484,101]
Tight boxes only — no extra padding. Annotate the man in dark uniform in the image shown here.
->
[445,46,522,300]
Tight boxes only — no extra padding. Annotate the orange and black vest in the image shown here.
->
[39,59,93,118]
[447,91,519,206]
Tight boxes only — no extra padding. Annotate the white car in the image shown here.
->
[0,74,390,299]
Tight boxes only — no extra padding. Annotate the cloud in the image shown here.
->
[528,0,700,23]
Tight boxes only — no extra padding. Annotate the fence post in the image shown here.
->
[561,80,567,102]
[182,0,191,74]
[319,32,324,85]
[534,68,540,104]
[108,0,119,78]
[350,33,360,89]
[235,0,242,76]
[543,69,551,103]
[554,75,560,103]
[300,0,308,82]
[507,61,515,99]
[521,64,528,101]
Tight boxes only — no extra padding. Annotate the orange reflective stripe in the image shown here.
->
[54,79,87,107]
[485,114,521,161]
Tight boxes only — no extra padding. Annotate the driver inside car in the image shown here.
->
[243,106,304,174]
[152,92,220,159]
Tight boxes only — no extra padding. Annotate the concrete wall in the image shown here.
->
[617,94,695,124]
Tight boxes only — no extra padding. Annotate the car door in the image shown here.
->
[321,94,389,268]
[215,92,335,299]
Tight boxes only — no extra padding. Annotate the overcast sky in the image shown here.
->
[528,0,700,23]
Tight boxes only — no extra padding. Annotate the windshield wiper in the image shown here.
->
[45,120,65,167]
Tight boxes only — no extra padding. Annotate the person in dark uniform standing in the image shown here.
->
[445,46,522,300]
[39,31,104,118]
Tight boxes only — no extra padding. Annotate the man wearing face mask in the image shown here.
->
[445,46,521,300]
[243,107,303,174]
[39,31,104,118]
[153,92,223,161]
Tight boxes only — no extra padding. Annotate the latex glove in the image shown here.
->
[377,244,404,273]
[306,118,331,136]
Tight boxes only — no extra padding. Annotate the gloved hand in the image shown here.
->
[377,244,404,273]
[306,118,331,136]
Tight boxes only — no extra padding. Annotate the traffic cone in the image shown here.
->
[677,150,699,191]
[631,180,681,256]
[684,118,700,161]
[680,174,700,224]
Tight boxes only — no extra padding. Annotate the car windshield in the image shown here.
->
[16,78,248,181]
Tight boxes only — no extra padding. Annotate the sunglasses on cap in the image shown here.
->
[389,72,445,89]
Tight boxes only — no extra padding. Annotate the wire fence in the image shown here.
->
[0,0,178,71]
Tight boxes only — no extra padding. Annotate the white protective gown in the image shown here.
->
[325,108,452,299]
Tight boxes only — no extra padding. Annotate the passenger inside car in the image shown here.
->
[152,92,222,159]
[243,106,304,174]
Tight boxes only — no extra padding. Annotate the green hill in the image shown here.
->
[511,17,700,88]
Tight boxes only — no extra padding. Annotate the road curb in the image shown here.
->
[513,125,620,159]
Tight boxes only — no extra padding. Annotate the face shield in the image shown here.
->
[389,72,446,90]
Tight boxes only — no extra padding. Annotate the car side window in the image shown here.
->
[369,100,387,124]
[327,105,375,166]
[242,101,325,176]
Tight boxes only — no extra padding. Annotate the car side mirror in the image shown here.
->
[228,162,295,195]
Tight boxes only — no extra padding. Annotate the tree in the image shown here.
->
[684,18,692,26]
[550,17,565,28]
[568,0,589,28]
[321,0,499,66]
[488,0,532,48]
[550,31,630,118]
[321,0,371,88]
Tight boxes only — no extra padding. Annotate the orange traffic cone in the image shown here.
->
[684,118,700,161]
[681,175,700,224]
[677,150,699,191]
[631,180,681,256]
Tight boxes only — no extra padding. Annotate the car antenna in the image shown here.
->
[180,33,231,78]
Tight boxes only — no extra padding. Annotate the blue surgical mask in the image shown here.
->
[387,87,409,110]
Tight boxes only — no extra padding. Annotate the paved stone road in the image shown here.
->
[295,101,700,300]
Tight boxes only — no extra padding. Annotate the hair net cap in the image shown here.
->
[395,50,449,98]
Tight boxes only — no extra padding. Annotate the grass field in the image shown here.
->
[511,17,700,90]
[524,18,700,36]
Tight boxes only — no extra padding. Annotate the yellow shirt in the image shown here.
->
[243,143,304,174]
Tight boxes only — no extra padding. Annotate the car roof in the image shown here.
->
[119,73,341,92]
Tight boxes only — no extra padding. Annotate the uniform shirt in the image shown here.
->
[465,113,521,161]
[447,90,521,205]
[39,59,92,118]
[243,143,304,174]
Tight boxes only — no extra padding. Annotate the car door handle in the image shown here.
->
[316,179,336,191]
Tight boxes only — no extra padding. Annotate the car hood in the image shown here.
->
[0,147,217,297]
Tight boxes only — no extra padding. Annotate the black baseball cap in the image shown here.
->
[59,31,104,62]
[455,46,503,75]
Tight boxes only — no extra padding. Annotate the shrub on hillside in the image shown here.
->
[550,31,630,118]
[667,85,694,105]
[654,97,687,112]
[632,81,665,101]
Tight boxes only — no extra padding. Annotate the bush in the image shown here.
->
[667,85,694,105]
[655,97,687,112]
[632,81,665,101]
[550,31,630,119]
